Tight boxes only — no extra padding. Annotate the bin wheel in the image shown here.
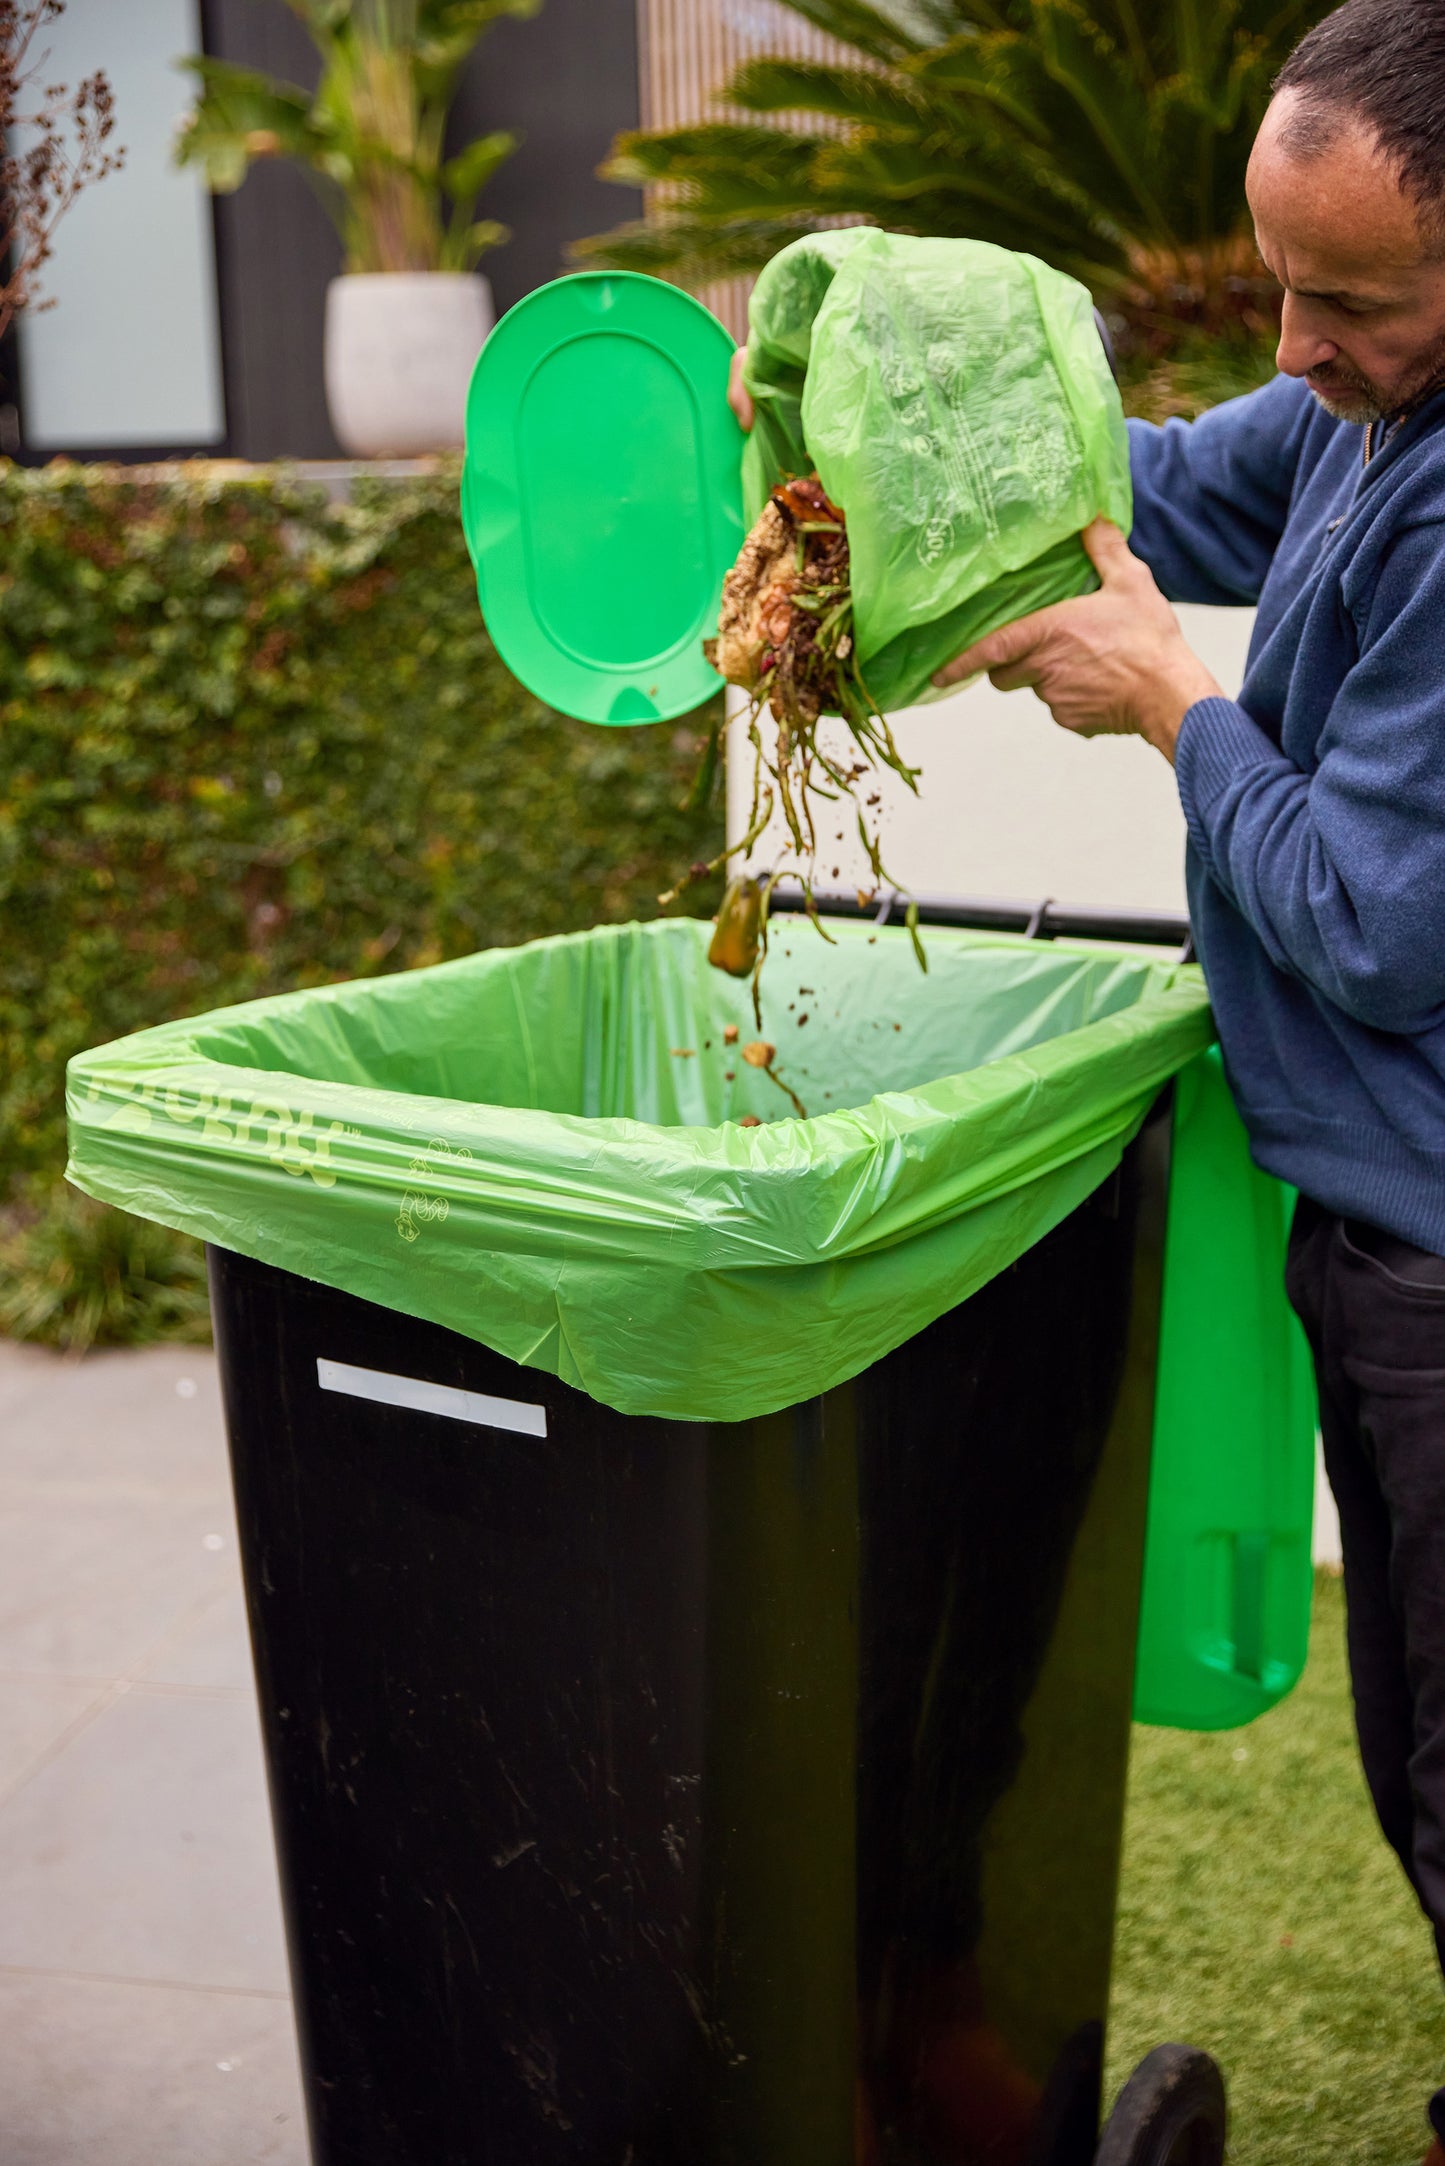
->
[1094,2044,1226,2166]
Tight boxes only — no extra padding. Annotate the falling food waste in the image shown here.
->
[660,476,927,1025]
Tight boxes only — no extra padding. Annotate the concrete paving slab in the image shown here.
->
[0,1344,229,1502]
[137,1582,256,1695]
[0,1686,290,1992]
[0,1968,307,2166]
[0,1674,110,1802]
[0,1340,57,1424]
[0,1488,235,1679]
[0,1338,308,2154]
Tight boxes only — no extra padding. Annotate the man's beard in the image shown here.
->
[1307,329,1445,424]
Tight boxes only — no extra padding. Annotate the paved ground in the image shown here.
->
[0,1339,307,2165]
[0,1330,1340,2166]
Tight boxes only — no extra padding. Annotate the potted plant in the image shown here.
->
[178,0,540,458]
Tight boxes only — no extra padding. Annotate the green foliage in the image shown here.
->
[176,0,541,273]
[0,1179,211,1352]
[578,0,1333,352]
[1110,1571,1445,2162]
[0,459,721,1242]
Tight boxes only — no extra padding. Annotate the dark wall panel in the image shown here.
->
[203,0,643,459]
[203,0,343,459]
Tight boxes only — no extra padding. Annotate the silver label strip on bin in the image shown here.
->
[316,1358,548,1437]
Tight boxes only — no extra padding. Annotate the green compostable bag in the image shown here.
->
[67,918,1210,1421]
[741,230,1132,713]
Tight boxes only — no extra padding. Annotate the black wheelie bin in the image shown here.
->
[67,908,1307,2166]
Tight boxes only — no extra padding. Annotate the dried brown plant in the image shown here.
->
[0,1,124,342]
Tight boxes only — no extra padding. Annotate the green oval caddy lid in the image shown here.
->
[462,272,745,727]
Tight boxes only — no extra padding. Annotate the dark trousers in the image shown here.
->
[1286,1197,1445,2144]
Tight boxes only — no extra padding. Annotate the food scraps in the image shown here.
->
[739,1037,808,1119]
[663,475,925,1019]
[708,875,762,978]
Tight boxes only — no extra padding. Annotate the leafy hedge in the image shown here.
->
[0,461,721,1198]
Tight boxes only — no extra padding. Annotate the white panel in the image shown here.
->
[16,0,224,448]
[728,606,1258,917]
[316,1359,549,1438]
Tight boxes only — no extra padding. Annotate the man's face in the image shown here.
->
[1248,92,1445,422]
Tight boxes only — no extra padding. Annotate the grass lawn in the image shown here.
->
[1108,1571,1445,2164]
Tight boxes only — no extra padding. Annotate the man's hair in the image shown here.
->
[1274,0,1445,240]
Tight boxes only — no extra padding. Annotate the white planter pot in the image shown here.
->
[323,272,495,459]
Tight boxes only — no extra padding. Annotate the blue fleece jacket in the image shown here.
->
[1128,373,1445,1249]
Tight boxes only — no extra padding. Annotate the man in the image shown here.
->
[929,1,1445,2154]
[725,0,1445,2146]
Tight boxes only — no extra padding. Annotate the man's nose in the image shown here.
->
[1276,291,1339,378]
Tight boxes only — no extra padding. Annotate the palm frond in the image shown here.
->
[728,57,927,133]
[602,124,826,196]
[175,59,330,194]
[767,0,932,61]
[1027,2,1174,242]
[572,214,827,284]
[412,0,541,103]
[906,35,1052,141]
[578,0,1334,342]
[439,127,517,206]
[813,126,1123,267]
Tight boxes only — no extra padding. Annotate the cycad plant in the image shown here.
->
[177,0,540,275]
[579,0,1333,357]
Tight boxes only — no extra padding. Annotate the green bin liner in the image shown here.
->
[66,916,1317,1729]
[740,230,1133,714]
[67,916,1209,1424]
[1139,1046,1318,1730]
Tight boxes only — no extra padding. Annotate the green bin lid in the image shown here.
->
[462,272,745,726]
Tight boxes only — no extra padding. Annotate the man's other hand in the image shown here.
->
[728,347,755,433]
[931,520,1222,763]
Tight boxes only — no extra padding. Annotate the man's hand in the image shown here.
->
[728,346,755,433]
[931,520,1222,763]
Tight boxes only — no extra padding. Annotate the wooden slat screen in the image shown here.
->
[636,0,858,338]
